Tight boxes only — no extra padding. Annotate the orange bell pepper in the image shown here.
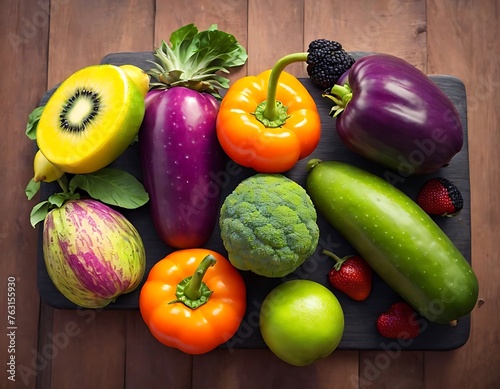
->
[216,53,321,173]
[139,248,246,354]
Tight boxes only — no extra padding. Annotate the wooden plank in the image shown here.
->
[304,0,427,71]
[121,2,250,388]
[425,0,500,387]
[35,1,155,388]
[150,1,250,388]
[124,312,192,389]
[49,310,127,387]
[304,1,428,388]
[248,0,306,76]
[357,351,423,388]
[188,0,347,387]
[0,0,49,387]
[47,0,156,87]
[193,349,359,388]
[35,303,54,389]
[154,0,248,82]
[16,1,497,388]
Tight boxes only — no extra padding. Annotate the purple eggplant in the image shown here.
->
[325,53,464,175]
[139,88,223,248]
[138,24,247,248]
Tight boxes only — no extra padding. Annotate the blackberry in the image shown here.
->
[306,39,355,89]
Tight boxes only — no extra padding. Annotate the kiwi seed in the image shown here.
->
[59,88,100,132]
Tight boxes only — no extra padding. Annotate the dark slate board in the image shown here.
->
[37,52,472,351]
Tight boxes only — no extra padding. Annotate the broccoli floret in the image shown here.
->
[219,174,320,278]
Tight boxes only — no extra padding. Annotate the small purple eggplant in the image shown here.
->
[140,87,223,248]
[325,53,464,175]
[138,24,247,248]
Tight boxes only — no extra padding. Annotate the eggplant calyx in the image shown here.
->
[169,254,216,309]
[323,83,353,117]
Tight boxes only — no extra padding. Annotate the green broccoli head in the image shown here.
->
[219,174,320,277]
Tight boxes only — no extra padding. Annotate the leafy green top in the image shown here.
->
[148,24,248,97]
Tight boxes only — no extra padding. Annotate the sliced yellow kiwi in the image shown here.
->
[36,64,145,174]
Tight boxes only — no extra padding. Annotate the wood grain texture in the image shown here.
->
[248,0,306,76]
[304,0,427,70]
[49,310,127,388]
[47,0,155,87]
[304,1,427,387]
[125,311,193,389]
[34,1,156,388]
[358,351,424,388]
[193,349,359,389]
[0,0,49,388]
[425,0,500,387]
[2,0,499,388]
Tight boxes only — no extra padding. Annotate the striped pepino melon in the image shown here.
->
[42,199,146,308]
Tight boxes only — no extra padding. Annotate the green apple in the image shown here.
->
[259,279,344,366]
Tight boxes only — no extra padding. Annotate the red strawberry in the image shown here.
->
[376,302,420,339]
[416,177,463,217]
[323,250,372,301]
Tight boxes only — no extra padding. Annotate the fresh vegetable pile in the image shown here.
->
[25,23,478,363]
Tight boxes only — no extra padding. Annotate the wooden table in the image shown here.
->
[1,1,498,388]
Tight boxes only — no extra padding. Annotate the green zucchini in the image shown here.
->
[305,159,478,324]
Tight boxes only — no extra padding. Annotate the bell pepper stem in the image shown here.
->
[255,52,308,127]
[169,254,217,309]
[184,254,217,300]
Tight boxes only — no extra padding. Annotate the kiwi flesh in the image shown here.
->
[36,64,145,174]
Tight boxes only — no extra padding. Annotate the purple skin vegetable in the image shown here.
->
[326,53,464,175]
[139,87,224,249]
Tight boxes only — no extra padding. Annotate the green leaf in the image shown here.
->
[26,106,44,140]
[48,192,71,208]
[30,200,50,227]
[149,23,248,94]
[69,168,149,209]
[25,179,41,200]
[170,23,198,55]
